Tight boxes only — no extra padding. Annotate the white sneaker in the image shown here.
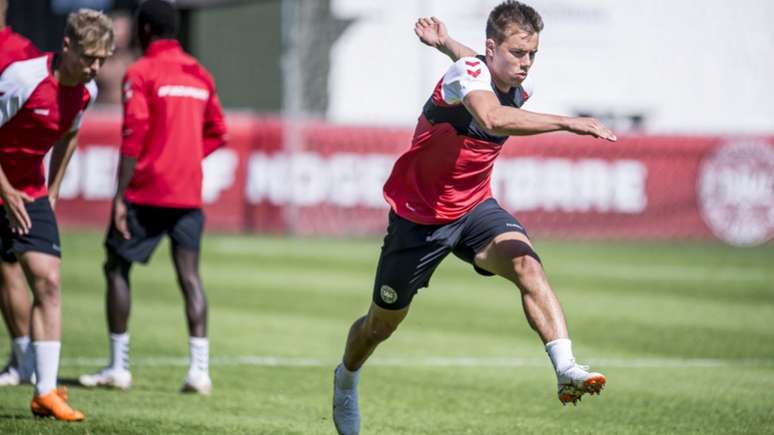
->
[557,364,606,405]
[181,371,212,395]
[78,367,132,390]
[332,364,360,435]
[0,364,20,386]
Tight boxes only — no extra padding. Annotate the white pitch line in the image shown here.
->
[58,356,774,368]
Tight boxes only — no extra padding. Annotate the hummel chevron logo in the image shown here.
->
[467,68,482,78]
[465,60,480,67]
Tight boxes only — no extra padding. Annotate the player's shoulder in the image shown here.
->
[0,54,50,87]
[124,56,151,80]
[444,56,491,82]
[181,53,216,87]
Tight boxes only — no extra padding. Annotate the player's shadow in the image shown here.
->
[57,377,87,388]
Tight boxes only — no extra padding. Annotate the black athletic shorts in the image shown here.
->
[0,197,61,262]
[372,198,535,310]
[104,202,204,264]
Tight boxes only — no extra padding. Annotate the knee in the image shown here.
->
[103,255,130,279]
[34,269,61,305]
[512,255,547,289]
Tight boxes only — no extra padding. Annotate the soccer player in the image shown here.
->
[0,0,40,387]
[78,0,227,395]
[0,8,114,421]
[332,2,613,433]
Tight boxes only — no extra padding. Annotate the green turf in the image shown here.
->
[0,232,772,434]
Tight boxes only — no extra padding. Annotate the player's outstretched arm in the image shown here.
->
[463,90,617,141]
[415,17,478,62]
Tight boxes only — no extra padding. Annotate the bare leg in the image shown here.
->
[78,251,133,389]
[474,231,568,343]
[104,251,132,334]
[19,252,62,396]
[334,303,409,435]
[474,232,605,404]
[0,261,31,339]
[19,253,61,342]
[170,246,207,338]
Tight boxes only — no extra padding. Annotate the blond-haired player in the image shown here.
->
[0,9,114,421]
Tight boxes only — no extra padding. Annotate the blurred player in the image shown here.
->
[333,2,613,433]
[0,8,114,421]
[78,0,227,395]
[0,0,40,387]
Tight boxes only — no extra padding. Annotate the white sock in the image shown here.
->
[12,336,34,378]
[336,361,359,390]
[109,333,130,372]
[33,341,60,396]
[188,337,209,377]
[545,338,576,374]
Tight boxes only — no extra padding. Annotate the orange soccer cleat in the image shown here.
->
[30,388,85,421]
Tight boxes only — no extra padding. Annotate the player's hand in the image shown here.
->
[1,188,34,235]
[48,194,57,211]
[565,117,617,141]
[112,198,131,240]
[415,16,448,48]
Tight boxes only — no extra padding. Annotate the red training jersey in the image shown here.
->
[383,56,532,224]
[121,39,227,208]
[0,53,96,200]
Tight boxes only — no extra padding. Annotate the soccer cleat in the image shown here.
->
[30,389,85,421]
[30,386,70,414]
[332,364,360,435]
[78,367,132,390]
[557,364,606,405]
[180,371,212,395]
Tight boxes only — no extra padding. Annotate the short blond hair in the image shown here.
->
[65,9,115,53]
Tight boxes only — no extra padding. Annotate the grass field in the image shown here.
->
[0,231,772,434]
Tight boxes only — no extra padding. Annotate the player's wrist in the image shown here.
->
[0,183,16,200]
[437,34,450,49]
[557,116,575,132]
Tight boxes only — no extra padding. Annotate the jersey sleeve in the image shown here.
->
[68,80,98,133]
[202,77,227,157]
[440,56,493,105]
[120,69,150,158]
[0,57,47,128]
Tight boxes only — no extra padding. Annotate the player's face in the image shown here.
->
[62,38,112,84]
[486,26,539,88]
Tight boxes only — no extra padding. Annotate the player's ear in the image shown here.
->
[62,36,72,54]
[485,38,496,57]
